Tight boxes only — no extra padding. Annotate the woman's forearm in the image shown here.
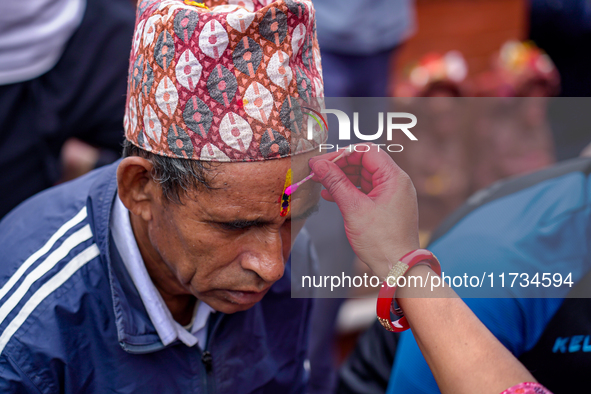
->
[308,148,543,393]
[396,265,536,394]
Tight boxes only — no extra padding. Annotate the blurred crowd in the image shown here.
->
[392,42,558,233]
[305,1,591,392]
[0,0,590,393]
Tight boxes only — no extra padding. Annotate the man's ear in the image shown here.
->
[117,157,159,221]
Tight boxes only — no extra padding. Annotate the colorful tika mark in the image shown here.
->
[183,0,209,10]
[280,169,292,217]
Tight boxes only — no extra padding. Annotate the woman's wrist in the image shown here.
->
[370,247,420,280]
[396,264,436,298]
[376,249,442,332]
[396,264,458,316]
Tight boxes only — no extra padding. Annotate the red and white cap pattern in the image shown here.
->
[124,0,325,162]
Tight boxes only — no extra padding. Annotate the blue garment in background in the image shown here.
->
[320,49,395,98]
[313,0,414,55]
[387,159,591,393]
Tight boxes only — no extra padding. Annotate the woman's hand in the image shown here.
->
[309,146,420,278]
[311,146,541,394]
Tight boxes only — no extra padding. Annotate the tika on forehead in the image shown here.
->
[280,169,292,217]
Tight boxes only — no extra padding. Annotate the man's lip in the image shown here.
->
[221,288,270,305]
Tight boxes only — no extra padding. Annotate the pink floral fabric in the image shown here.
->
[501,382,553,394]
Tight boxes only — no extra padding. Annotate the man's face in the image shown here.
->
[145,154,320,314]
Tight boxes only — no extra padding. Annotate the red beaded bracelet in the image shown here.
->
[376,249,442,332]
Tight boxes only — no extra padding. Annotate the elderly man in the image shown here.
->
[0,0,325,392]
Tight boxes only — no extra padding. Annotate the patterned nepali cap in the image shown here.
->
[124,0,325,162]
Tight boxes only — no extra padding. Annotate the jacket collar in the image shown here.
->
[86,160,168,353]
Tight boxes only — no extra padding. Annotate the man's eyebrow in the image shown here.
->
[291,203,320,221]
[214,218,270,229]
[212,203,319,228]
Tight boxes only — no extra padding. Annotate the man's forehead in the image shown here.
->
[212,159,289,191]
[210,151,317,189]
[189,154,319,220]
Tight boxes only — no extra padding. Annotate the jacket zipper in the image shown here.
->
[199,313,224,393]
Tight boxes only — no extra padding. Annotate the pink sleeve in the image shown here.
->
[500,382,553,394]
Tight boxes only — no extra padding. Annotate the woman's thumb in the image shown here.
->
[312,159,363,213]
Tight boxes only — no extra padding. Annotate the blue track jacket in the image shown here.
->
[0,161,314,393]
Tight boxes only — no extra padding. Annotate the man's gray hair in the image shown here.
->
[122,139,216,203]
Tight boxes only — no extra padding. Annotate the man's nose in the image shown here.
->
[240,229,285,283]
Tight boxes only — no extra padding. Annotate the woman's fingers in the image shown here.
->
[309,146,420,277]
[311,159,367,213]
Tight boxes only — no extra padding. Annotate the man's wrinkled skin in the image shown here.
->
[116,151,320,323]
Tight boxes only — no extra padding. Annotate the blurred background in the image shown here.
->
[304,0,591,392]
[1,0,590,393]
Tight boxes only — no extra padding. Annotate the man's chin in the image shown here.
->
[203,288,270,314]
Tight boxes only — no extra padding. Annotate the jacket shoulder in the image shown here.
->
[0,166,117,394]
[0,165,112,279]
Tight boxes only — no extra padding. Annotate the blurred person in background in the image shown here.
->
[0,0,135,218]
[313,0,415,98]
[471,41,557,191]
[476,40,560,98]
[305,1,415,392]
[392,51,472,236]
[394,51,468,98]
